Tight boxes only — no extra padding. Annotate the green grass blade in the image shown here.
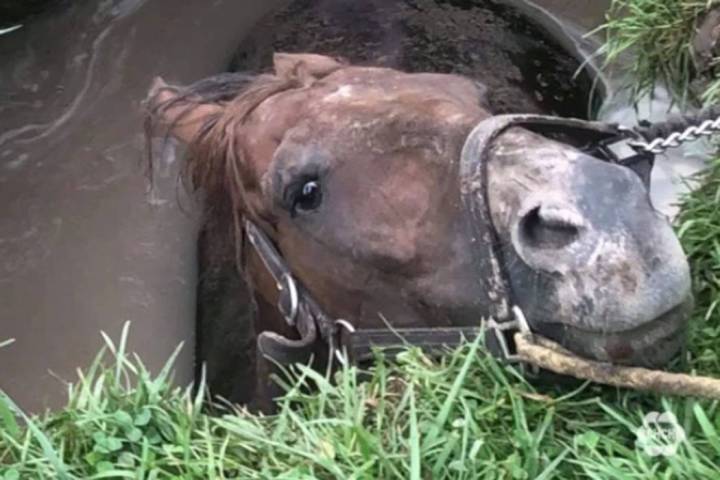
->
[0,391,20,439]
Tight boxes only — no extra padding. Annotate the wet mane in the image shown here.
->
[144,70,304,260]
[146,72,301,208]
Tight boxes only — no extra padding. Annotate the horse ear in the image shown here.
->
[146,76,223,144]
[273,52,345,82]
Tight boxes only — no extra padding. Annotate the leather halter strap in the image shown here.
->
[245,114,655,385]
[245,220,495,366]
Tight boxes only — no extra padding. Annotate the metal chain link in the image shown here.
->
[629,115,720,154]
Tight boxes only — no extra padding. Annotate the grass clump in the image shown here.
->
[676,157,720,374]
[2,315,720,478]
[600,0,720,106]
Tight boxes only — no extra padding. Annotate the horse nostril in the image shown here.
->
[519,204,583,250]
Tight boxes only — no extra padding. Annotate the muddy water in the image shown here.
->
[0,0,287,411]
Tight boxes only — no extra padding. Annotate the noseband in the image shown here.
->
[245,113,658,404]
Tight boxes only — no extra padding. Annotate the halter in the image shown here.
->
[244,113,658,406]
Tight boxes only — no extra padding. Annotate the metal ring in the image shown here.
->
[334,347,347,365]
[512,306,531,333]
[278,273,299,326]
[511,305,539,375]
[332,319,355,365]
[334,319,356,334]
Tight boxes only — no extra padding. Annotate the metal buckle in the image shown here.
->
[485,306,530,363]
[585,130,655,189]
[277,273,299,326]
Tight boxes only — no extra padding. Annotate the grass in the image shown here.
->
[1,315,720,479]
[599,0,720,107]
[4,2,720,478]
[676,157,720,375]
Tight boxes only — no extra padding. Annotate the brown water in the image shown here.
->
[1,0,617,411]
[0,0,288,411]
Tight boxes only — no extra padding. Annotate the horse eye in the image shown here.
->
[293,180,322,214]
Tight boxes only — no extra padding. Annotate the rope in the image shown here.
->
[630,105,720,154]
[500,308,720,400]
[515,332,720,400]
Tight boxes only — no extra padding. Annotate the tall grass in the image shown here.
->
[676,158,720,375]
[1,305,720,479]
[600,0,720,106]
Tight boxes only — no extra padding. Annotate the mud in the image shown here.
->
[230,0,597,118]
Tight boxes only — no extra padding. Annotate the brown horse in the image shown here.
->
[147,53,692,406]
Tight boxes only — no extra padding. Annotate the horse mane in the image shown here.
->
[144,71,303,258]
[146,71,301,207]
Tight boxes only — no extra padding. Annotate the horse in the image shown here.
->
[146,53,692,409]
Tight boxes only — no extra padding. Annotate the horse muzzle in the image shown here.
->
[459,114,693,368]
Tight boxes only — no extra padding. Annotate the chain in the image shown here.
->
[629,114,720,155]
